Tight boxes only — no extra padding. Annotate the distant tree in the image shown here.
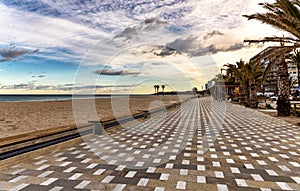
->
[156,85,160,95]
[161,85,165,95]
[192,87,198,97]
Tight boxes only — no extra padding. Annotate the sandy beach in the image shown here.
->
[0,95,190,139]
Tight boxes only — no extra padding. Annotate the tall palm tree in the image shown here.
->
[243,0,300,115]
[156,85,160,95]
[245,62,263,107]
[291,49,300,89]
[244,0,300,45]
[154,85,157,95]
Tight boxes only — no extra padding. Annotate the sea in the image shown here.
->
[0,94,147,102]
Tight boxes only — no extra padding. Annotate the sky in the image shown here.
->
[0,0,285,94]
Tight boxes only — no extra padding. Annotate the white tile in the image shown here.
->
[165,163,174,168]
[250,153,259,157]
[160,173,169,181]
[154,187,165,191]
[147,167,156,173]
[112,184,126,191]
[176,181,186,190]
[36,165,50,171]
[56,157,67,162]
[251,174,264,181]
[101,176,115,183]
[9,176,27,183]
[235,179,248,187]
[35,160,47,165]
[69,173,82,180]
[244,164,254,169]
[276,182,292,190]
[137,178,149,186]
[49,186,63,191]
[41,178,58,186]
[10,169,26,175]
[268,157,279,162]
[197,165,205,171]
[81,158,92,163]
[197,176,206,183]
[230,167,240,174]
[215,171,224,178]
[266,169,278,176]
[291,176,300,184]
[75,180,91,189]
[260,188,271,191]
[180,169,188,175]
[278,165,291,172]
[93,169,106,175]
[279,154,289,159]
[115,165,126,171]
[59,162,72,167]
[125,171,136,178]
[226,159,234,164]
[212,162,221,167]
[63,167,77,173]
[257,160,267,165]
[87,163,98,169]
[290,162,300,167]
[182,160,189,165]
[38,171,53,178]
[9,183,29,191]
[217,184,228,191]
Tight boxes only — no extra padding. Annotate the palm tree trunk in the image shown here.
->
[298,63,300,95]
[240,81,250,107]
[277,57,291,116]
[249,78,257,108]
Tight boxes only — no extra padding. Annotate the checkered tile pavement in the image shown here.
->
[1,97,300,191]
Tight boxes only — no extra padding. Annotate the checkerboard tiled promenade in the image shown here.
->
[1,97,300,191]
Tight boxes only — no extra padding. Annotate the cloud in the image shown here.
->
[166,35,200,55]
[32,74,46,78]
[1,82,137,91]
[225,43,244,51]
[94,68,140,76]
[203,30,224,40]
[0,46,39,62]
[114,18,168,40]
[166,35,245,57]
[131,45,182,58]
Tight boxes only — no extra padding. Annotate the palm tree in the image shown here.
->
[244,0,300,45]
[245,62,263,107]
[225,59,263,108]
[192,87,198,97]
[225,59,247,105]
[156,85,160,95]
[161,85,165,95]
[291,49,300,89]
[154,85,157,95]
[243,0,300,115]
